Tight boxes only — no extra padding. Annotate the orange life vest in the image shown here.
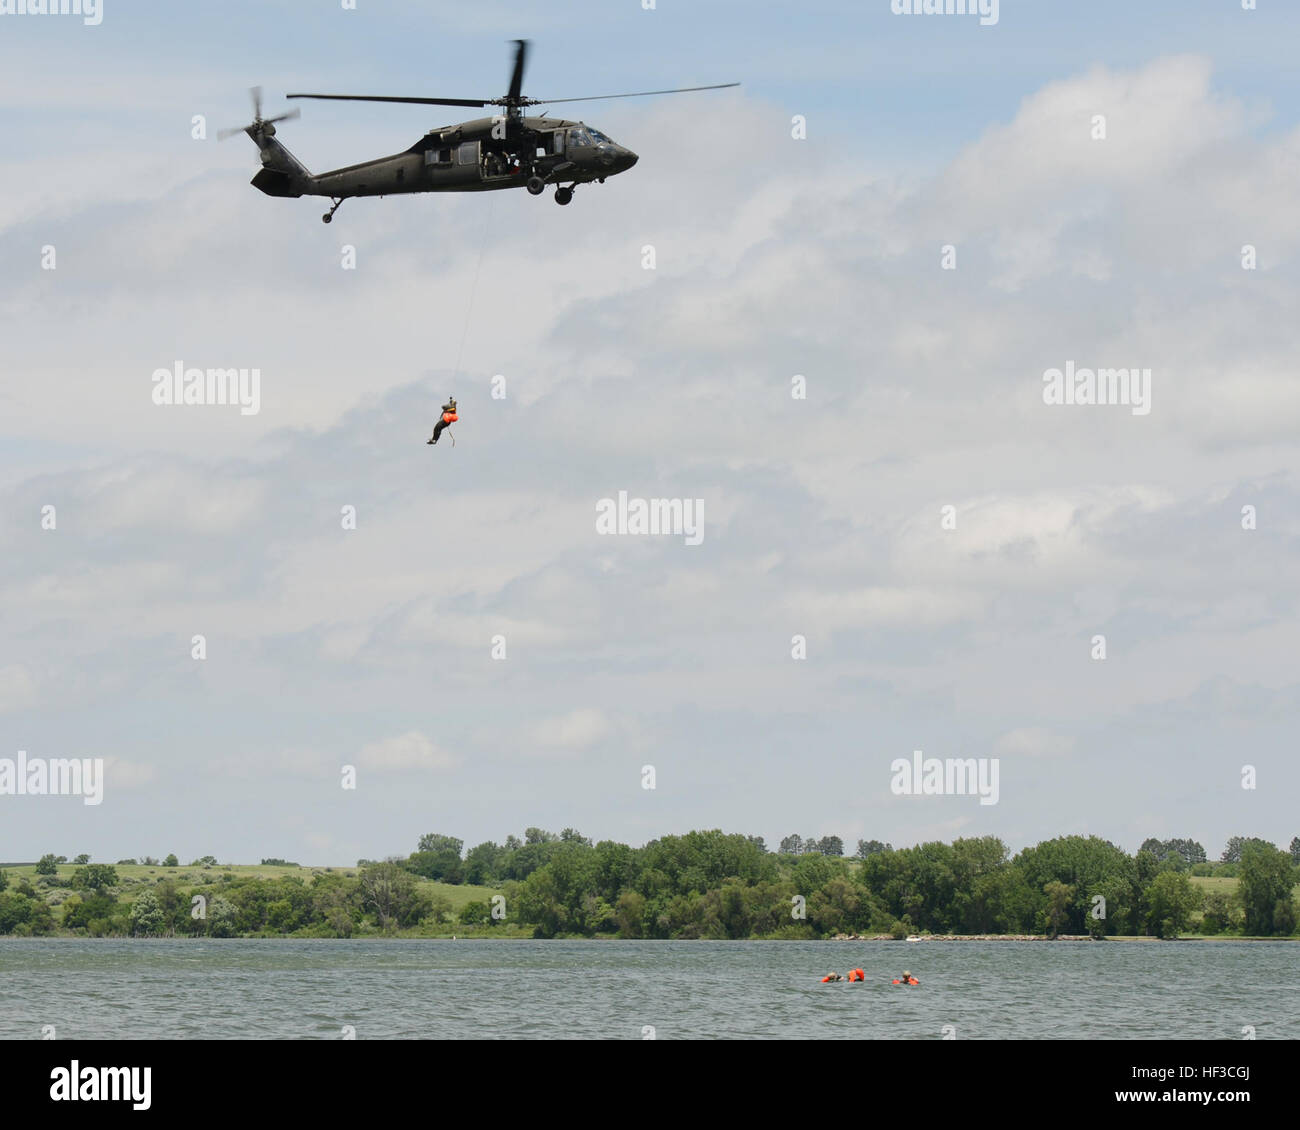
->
[442,411,458,424]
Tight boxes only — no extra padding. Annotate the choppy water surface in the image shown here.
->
[2,938,1296,1039]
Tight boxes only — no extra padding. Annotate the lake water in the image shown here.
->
[3,938,1296,1040]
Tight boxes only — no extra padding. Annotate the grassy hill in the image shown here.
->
[3,862,512,935]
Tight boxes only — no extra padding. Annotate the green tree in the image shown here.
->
[71,864,118,891]
[1238,842,1294,934]
[163,854,179,867]
[35,854,59,876]
[1145,871,1200,938]
[1273,898,1297,937]
[458,900,489,926]
[416,833,463,856]
[1014,836,1137,935]
[1200,890,1237,935]
[405,849,464,884]
[359,863,424,931]
[614,890,647,937]
[1221,837,1273,864]
[1042,881,1075,938]
[463,841,505,885]
[206,894,238,937]
[130,889,166,936]
[424,893,453,928]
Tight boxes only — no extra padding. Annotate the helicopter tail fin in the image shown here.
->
[248,129,312,198]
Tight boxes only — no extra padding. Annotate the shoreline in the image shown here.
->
[4,931,1294,942]
[831,933,1292,942]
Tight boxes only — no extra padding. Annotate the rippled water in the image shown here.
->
[3,938,1296,1040]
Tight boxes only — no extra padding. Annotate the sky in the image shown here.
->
[1,0,1298,867]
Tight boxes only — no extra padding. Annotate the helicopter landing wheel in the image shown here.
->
[526,176,546,196]
[322,197,344,223]
[555,187,573,206]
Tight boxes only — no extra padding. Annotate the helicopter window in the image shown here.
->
[457,141,479,165]
[568,128,591,147]
[552,132,564,154]
[426,147,453,166]
[587,128,611,144]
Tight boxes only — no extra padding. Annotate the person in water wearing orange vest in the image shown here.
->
[821,972,845,982]
[892,970,920,985]
[427,397,458,444]
[847,968,865,981]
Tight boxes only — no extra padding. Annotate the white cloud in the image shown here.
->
[358,732,459,772]
[993,728,1076,759]
[527,709,613,753]
[100,756,158,790]
[0,665,36,713]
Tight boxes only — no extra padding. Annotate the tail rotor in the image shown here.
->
[219,85,301,141]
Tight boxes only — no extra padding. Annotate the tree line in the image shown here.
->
[2,830,1297,939]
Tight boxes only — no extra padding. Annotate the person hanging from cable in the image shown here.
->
[427,396,458,445]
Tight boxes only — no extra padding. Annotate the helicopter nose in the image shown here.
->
[620,149,638,171]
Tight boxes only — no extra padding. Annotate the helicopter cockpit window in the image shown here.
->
[568,128,591,147]
[587,128,611,144]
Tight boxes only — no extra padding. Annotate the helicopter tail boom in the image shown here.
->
[247,128,312,197]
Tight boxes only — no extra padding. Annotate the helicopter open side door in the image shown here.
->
[429,139,482,187]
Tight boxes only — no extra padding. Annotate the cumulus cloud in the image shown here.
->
[526,709,614,753]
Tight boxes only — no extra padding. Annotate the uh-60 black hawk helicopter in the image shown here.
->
[221,40,737,222]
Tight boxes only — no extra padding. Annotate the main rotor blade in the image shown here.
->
[287,93,488,107]
[529,82,740,105]
[507,39,528,102]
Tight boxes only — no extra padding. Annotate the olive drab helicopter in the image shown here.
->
[221,40,738,222]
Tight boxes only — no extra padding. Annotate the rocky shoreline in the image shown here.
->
[832,933,1099,941]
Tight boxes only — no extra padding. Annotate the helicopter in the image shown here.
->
[221,40,738,222]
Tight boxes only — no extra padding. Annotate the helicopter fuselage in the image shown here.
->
[248,115,638,207]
